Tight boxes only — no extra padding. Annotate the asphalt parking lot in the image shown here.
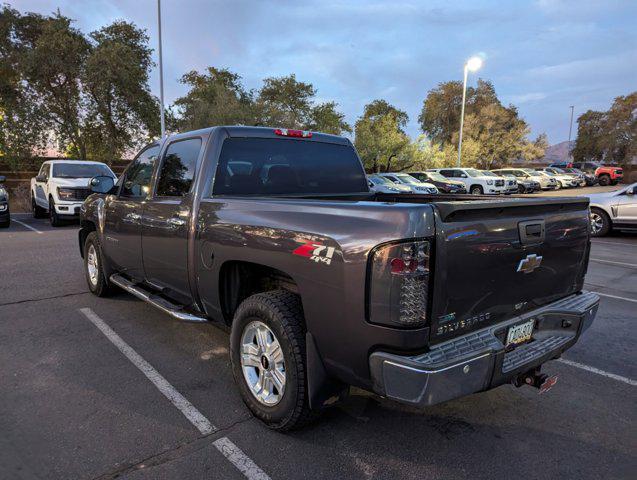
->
[1,193,635,480]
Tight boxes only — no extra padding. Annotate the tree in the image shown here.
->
[307,101,351,135]
[0,8,158,163]
[255,74,315,129]
[172,67,254,131]
[354,100,410,172]
[573,92,636,166]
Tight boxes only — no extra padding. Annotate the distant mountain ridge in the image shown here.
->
[540,140,574,164]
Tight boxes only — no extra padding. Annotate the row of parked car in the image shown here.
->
[368,163,622,196]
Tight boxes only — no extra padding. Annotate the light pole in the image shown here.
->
[157,0,165,138]
[457,56,483,167]
[567,105,574,161]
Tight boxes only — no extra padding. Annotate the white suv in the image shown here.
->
[31,160,116,226]
[430,168,506,195]
[367,174,412,194]
[377,173,439,194]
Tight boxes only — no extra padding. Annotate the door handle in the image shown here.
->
[167,217,186,227]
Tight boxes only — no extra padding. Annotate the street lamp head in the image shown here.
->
[466,56,483,72]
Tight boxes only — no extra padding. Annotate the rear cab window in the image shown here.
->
[212,138,367,195]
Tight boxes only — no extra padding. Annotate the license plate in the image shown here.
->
[506,320,535,346]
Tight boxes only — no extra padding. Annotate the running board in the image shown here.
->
[109,274,208,323]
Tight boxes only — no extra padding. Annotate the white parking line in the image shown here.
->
[589,258,637,268]
[11,219,42,234]
[558,359,637,387]
[79,308,273,480]
[79,307,215,435]
[592,291,637,304]
[213,437,272,480]
[592,239,637,248]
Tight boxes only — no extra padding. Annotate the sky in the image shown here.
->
[13,0,637,145]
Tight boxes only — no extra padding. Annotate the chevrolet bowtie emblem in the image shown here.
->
[517,254,543,274]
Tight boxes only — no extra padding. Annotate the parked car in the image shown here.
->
[534,169,578,189]
[550,165,596,186]
[552,161,623,186]
[367,174,412,194]
[542,167,585,187]
[586,183,637,236]
[407,171,467,194]
[492,168,555,191]
[79,126,599,431]
[31,160,117,226]
[492,171,539,194]
[0,176,9,228]
[377,173,439,194]
[430,167,507,195]
[482,170,517,194]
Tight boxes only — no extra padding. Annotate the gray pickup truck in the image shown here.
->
[79,126,599,430]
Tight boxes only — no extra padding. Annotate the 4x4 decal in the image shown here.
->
[293,241,336,265]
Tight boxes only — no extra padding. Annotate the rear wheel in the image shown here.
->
[598,175,610,186]
[32,194,46,218]
[84,231,114,296]
[590,208,611,237]
[230,290,317,431]
[470,185,483,195]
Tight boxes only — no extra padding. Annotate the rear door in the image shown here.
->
[141,137,203,303]
[429,198,590,342]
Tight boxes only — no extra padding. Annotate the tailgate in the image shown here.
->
[429,197,590,343]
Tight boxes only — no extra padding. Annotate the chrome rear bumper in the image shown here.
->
[369,291,599,407]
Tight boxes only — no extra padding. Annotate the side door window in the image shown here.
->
[155,138,202,197]
[385,175,398,182]
[439,170,452,178]
[120,146,160,198]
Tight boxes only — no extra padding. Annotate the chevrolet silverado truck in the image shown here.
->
[31,160,117,226]
[79,126,599,431]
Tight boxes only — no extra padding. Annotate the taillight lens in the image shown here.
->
[274,128,312,138]
[369,240,430,328]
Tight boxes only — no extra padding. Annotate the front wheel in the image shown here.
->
[470,185,483,195]
[554,182,562,190]
[230,290,317,431]
[49,198,62,227]
[84,231,114,296]
[590,208,611,237]
[598,175,611,186]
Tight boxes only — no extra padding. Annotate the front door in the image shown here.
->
[102,145,160,280]
[141,137,203,302]
[615,186,637,224]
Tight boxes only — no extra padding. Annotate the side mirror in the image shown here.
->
[36,174,46,182]
[626,187,636,195]
[89,175,115,194]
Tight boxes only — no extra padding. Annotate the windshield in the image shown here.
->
[464,168,482,177]
[394,174,420,184]
[521,168,538,175]
[214,138,368,195]
[425,172,447,182]
[481,171,497,177]
[552,168,566,173]
[52,163,114,178]
[369,175,392,185]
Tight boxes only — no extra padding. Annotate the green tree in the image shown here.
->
[354,100,410,172]
[0,7,158,163]
[255,74,316,129]
[173,67,254,131]
[307,101,351,135]
[573,93,636,166]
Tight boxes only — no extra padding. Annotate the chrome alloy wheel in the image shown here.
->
[87,244,99,287]
[590,211,604,235]
[240,320,286,406]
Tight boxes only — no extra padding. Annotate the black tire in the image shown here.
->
[0,219,9,228]
[49,198,62,227]
[598,175,610,186]
[554,181,562,190]
[230,290,318,431]
[610,180,619,186]
[32,194,46,218]
[590,208,611,237]
[518,185,526,194]
[470,185,483,195]
[84,231,115,296]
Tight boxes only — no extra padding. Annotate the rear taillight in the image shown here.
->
[369,240,430,328]
[274,128,312,138]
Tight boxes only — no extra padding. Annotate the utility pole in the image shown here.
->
[457,57,483,167]
[157,0,165,138]
[567,105,574,161]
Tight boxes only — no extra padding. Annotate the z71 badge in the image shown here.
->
[293,241,336,265]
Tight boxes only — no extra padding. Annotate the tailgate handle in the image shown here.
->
[519,220,545,244]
